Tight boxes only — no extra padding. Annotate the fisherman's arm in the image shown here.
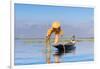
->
[46,29,52,42]
[60,30,64,36]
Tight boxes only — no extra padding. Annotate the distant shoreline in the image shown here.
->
[15,37,94,40]
[15,37,94,43]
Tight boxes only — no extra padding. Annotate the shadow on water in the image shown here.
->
[45,44,76,63]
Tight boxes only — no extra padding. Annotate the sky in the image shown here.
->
[15,3,94,38]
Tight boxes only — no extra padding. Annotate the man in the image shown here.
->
[46,21,64,45]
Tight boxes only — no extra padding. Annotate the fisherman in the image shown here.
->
[46,21,64,45]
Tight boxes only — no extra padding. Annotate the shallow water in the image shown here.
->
[14,39,94,65]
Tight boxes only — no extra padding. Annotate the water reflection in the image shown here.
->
[45,45,76,63]
[54,46,76,63]
[46,50,51,63]
[45,38,51,63]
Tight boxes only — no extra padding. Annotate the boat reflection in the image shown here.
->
[45,45,76,63]
[53,45,76,63]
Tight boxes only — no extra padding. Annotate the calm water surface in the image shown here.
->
[14,39,94,65]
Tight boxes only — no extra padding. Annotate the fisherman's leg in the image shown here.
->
[54,34,59,44]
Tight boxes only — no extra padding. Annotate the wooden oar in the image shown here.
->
[45,36,51,63]
[45,36,51,51]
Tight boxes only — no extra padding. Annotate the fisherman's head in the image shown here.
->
[52,21,61,30]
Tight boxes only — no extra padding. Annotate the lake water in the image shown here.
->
[14,39,94,65]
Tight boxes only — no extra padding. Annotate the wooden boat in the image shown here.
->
[53,41,76,57]
[53,40,76,53]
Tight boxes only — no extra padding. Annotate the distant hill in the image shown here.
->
[15,21,94,38]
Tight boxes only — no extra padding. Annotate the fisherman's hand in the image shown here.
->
[46,36,48,39]
[46,36,49,40]
[45,36,50,44]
